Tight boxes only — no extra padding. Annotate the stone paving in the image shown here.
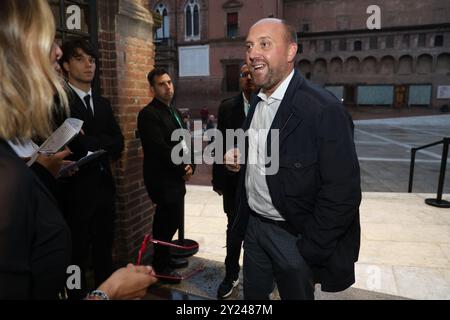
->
[355,115,450,193]
[147,187,449,300]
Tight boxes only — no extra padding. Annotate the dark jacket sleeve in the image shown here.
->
[0,157,33,298]
[30,162,58,199]
[297,104,361,266]
[138,108,187,178]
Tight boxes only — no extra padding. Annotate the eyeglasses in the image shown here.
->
[239,71,252,78]
[136,234,203,281]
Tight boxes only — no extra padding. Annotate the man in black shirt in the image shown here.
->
[137,68,194,283]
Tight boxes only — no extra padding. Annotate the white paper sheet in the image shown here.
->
[13,118,84,166]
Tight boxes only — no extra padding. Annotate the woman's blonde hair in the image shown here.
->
[0,0,68,140]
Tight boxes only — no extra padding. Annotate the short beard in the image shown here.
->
[259,69,283,93]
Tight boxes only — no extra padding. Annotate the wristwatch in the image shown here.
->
[86,290,109,300]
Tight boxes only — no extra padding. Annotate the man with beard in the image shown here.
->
[138,68,194,283]
[225,19,361,300]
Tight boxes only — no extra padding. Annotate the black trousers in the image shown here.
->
[152,196,184,272]
[63,172,115,299]
[223,191,243,280]
[243,214,315,300]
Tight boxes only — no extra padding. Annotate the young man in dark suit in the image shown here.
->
[226,19,361,300]
[137,68,194,283]
[212,64,255,299]
[60,39,124,298]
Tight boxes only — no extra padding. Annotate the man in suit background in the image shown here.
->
[59,39,124,298]
[138,68,194,283]
[212,63,255,299]
[226,18,361,300]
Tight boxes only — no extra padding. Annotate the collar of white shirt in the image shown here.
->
[257,69,295,104]
[68,82,92,105]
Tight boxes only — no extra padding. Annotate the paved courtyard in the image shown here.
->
[147,114,450,300]
[355,115,450,193]
[188,114,450,194]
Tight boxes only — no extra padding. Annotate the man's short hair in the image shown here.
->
[147,67,169,86]
[60,38,98,66]
[253,18,298,44]
[282,20,298,44]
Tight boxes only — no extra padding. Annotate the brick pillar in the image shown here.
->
[97,0,156,264]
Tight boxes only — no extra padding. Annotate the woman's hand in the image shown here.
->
[97,264,158,300]
[36,147,72,178]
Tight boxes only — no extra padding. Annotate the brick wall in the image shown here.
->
[97,0,155,264]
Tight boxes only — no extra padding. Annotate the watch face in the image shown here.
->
[87,290,109,300]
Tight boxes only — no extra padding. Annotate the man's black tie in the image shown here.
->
[83,94,94,120]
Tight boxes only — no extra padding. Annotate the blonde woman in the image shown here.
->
[0,0,157,299]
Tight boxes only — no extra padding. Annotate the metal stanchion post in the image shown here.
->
[408,148,416,193]
[170,204,199,268]
[425,138,450,208]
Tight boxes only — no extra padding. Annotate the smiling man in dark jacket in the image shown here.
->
[226,18,361,300]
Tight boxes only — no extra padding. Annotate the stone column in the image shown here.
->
[97,0,156,264]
